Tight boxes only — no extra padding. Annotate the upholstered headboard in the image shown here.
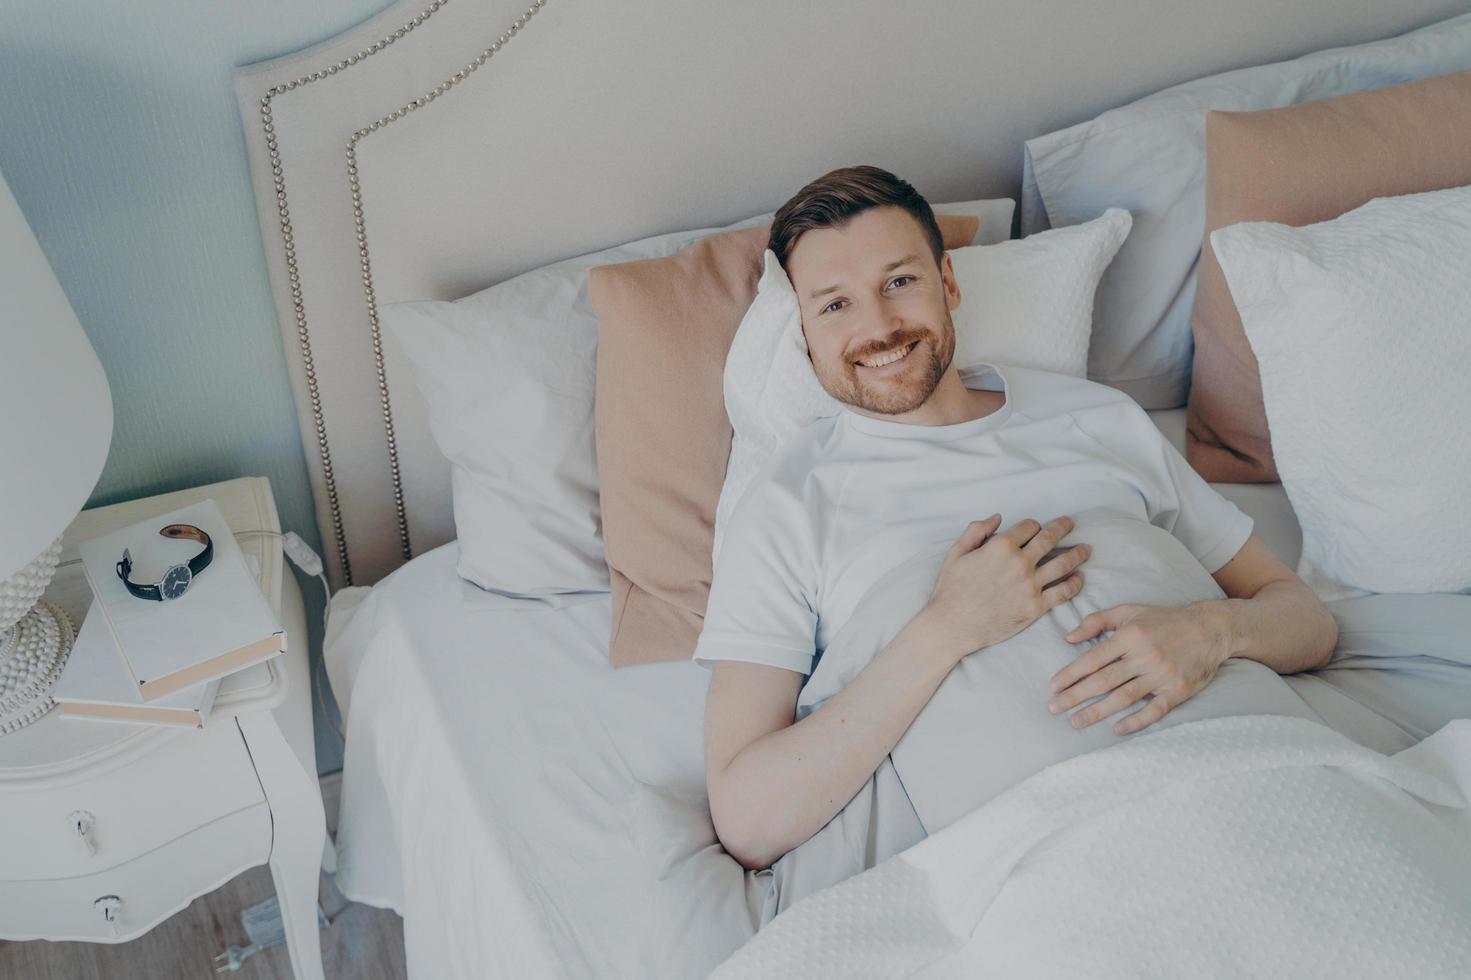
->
[233,0,1462,588]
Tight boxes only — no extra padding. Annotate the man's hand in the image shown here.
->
[707,518,1090,870]
[923,515,1091,667]
[1047,602,1230,735]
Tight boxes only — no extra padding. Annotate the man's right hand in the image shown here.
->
[923,515,1090,666]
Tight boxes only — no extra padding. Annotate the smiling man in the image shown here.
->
[697,166,1340,873]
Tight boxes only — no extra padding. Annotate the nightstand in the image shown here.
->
[0,477,327,980]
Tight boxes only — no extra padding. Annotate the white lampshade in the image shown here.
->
[0,169,113,582]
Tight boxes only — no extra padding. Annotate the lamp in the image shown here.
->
[0,167,114,734]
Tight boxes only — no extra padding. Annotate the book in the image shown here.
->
[77,498,286,702]
[52,599,221,728]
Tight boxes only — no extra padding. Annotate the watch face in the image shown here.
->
[161,564,193,600]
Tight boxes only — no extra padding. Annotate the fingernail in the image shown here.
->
[1047,700,1060,714]
[1071,715,1085,730]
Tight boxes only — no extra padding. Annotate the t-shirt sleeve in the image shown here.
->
[1077,400,1254,574]
[693,477,820,676]
[1151,432,1254,573]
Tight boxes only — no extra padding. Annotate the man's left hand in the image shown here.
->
[1047,603,1230,735]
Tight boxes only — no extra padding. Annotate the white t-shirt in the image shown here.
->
[694,363,1254,676]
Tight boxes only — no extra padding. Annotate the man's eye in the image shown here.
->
[822,299,848,315]
[887,275,914,290]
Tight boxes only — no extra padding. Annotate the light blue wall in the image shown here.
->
[1,0,395,774]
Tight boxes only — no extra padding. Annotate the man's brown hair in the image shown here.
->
[768,165,943,271]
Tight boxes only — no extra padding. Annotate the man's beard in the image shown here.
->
[815,319,956,416]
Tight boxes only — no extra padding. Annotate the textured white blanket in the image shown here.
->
[714,715,1471,978]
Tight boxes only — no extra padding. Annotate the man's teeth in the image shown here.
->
[858,342,916,369]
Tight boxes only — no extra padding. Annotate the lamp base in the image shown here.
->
[0,600,75,735]
[0,535,75,736]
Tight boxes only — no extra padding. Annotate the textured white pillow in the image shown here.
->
[715,208,1131,561]
[1211,184,1471,597]
[949,213,1130,376]
[1021,11,1471,409]
[385,200,1010,597]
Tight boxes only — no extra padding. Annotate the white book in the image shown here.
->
[52,599,221,728]
[77,498,286,702]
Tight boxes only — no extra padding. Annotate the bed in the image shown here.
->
[231,2,1471,976]
[316,411,1471,976]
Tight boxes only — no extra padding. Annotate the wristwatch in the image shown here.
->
[115,524,214,601]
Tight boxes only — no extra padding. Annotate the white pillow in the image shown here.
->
[1021,11,1471,410]
[382,219,758,596]
[384,200,1011,597]
[1211,184,1471,597]
[714,208,1131,562]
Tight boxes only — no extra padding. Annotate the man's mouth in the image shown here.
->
[854,340,919,370]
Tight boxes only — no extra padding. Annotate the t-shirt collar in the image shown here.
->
[843,363,1012,441]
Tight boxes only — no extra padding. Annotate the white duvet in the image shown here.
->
[715,714,1471,978]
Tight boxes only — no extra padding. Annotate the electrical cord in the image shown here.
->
[233,530,344,743]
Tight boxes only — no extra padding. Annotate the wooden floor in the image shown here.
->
[0,865,407,980]
[0,774,407,980]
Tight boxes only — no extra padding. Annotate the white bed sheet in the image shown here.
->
[323,542,753,979]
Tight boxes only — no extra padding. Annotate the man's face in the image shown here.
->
[787,206,961,417]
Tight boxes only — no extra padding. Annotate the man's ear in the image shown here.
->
[941,252,961,312]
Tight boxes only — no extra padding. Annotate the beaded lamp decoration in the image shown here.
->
[0,538,75,735]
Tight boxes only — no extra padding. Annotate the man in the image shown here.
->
[698,166,1339,873]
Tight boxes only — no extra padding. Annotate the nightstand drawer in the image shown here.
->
[0,801,271,943]
[0,719,265,881]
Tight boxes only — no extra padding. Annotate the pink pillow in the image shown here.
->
[1187,69,1471,483]
[590,213,981,666]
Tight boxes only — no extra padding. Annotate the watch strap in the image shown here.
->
[115,549,162,601]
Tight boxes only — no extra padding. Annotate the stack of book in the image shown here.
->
[50,498,285,729]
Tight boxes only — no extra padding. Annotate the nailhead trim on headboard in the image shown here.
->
[256,1,449,586]
[346,0,551,572]
[255,0,549,585]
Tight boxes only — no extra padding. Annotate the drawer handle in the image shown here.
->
[94,895,123,938]
[69,809,98,857]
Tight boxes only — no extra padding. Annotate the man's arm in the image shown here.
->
[1201,532,1339,672]
[705,610,963,873]
[705,515,1091,871]
[1048,533,1338,734]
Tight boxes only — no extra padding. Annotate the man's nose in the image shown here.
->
[852,295,903,347]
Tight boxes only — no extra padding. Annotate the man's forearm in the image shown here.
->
[714,609,962,872]
[1195,578,1338,675]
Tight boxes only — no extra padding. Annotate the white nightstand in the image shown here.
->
[0,477,327,980]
